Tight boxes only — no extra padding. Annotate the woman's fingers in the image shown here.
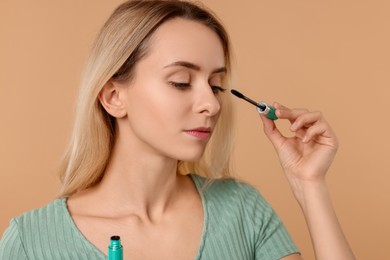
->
[300,121,328,143]
[290,111,323,131]
[274,103,309,124]
[262,103,338,147]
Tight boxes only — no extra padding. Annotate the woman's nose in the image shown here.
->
[193,86,221,116]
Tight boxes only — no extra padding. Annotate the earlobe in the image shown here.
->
[98,80,127,118]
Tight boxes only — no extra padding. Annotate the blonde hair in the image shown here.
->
[59,0,235,197]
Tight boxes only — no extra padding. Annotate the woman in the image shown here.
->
[0,1,355,259]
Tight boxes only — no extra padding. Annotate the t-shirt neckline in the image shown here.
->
[60,173,208,259]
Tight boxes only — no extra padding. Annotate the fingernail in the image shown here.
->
[290,123,296,131]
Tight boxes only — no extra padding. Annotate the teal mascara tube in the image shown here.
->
[108,236,123,260]
[230,89,278,120]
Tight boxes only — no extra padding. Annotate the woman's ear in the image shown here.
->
[98,80,127,118]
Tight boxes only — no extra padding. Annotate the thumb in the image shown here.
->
[259,114,285,149]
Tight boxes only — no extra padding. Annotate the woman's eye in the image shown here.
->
[211,86,226,94]
[169,81,191,90]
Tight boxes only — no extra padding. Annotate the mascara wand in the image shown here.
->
[230,89,278,120]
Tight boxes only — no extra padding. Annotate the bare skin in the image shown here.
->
[67,173,203,259]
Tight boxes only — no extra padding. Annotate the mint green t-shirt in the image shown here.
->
[0,174,299,259]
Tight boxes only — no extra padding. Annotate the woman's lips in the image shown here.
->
[184,128,211,140]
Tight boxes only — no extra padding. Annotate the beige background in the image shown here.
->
[1,0,389,259]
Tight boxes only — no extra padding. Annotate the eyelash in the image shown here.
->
[169,81,226,94]
[211,86,226,94]
[169,82,191,89]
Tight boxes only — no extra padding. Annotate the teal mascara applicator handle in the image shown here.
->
[256,101,278,120]
[108,236,123,260]
[230,89,278,120]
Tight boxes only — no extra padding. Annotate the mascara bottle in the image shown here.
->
[108,236,123,260]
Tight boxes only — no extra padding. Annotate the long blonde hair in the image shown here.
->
[59,0,235,197]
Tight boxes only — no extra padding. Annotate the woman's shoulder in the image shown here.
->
[1,198,106,259]
[191,173,265,198]
[190,173,271,213]
[12,198,67,228]
[189,174,300,259]
[0,198,69,259]
[3,198,68,241]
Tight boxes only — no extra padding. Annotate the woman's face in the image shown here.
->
[119,18,226,162]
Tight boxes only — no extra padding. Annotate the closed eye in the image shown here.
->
[169,81,191,90]
[211,86,226,94]
[169,81,226,94]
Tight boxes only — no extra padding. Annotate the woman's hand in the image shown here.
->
[260,103,339,196]
[260,103,355,260]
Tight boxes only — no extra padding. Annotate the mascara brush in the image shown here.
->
[230,89,278,120]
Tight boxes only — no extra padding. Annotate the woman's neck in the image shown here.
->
[72,134,186,222]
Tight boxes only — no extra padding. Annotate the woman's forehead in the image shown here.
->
[145,18,226,70]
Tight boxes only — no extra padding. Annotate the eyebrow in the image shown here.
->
[164,61,227,74]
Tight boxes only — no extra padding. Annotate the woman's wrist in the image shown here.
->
[287,175,356,260]
[285,175,329,211]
